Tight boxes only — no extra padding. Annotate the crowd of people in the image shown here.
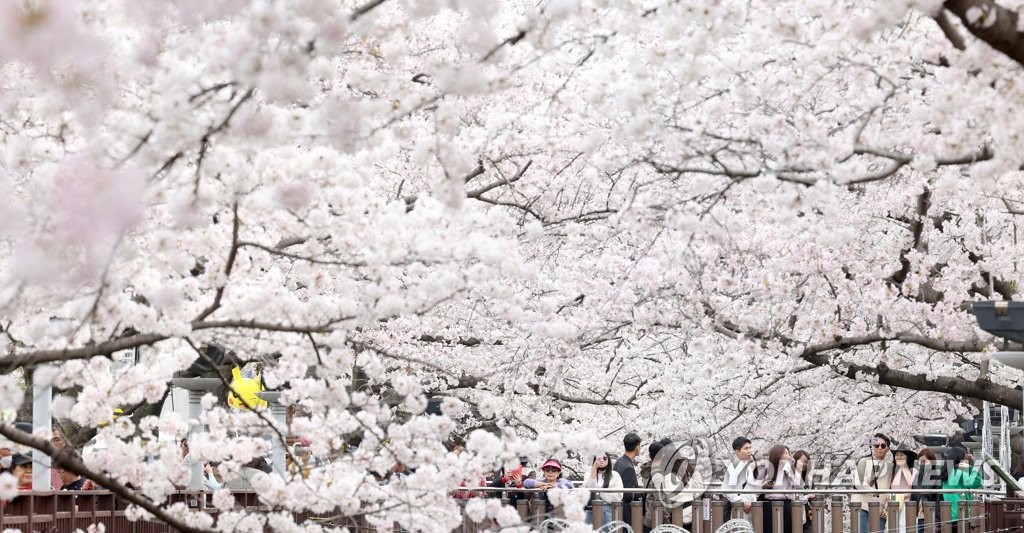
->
[485,432,986,533]
[717,433,981,533]
[0,420,991,533]
[0,423,98,493]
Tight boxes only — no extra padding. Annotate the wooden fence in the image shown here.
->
[3,489,1024,532]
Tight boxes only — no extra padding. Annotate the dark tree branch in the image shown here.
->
[481,28,528,62]
[466,160,532,198]
[705,304,1024,408]
[350,0,388,21]
[238,240,367,267]
[193,88,255,198]
[0,333,169,373]
[945,0,1024,65]
[116,128,154,167]
[195,202,240,322]
[935,10,967,51]
[887,188,931,287]
[0,316,356,373]
[799,340,1023,408]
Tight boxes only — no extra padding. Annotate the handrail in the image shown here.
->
[477,487,1008,495]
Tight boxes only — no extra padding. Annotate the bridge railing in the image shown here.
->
[2,488,1022,532]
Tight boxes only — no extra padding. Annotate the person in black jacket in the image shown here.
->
[614,432,642,524]
[910,448,941,533]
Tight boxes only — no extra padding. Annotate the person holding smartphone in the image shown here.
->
[583,453,623,525]
[941,446,982,533]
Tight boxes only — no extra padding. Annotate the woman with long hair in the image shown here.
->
[911,448,941,533]
[890,443,918,533]
[582,452,623,525]
[761,445,799,533]
[793,450,815,533]
[644,439,707,530]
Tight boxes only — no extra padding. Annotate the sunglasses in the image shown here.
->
[542,467,560,472]
[872,443,888,449]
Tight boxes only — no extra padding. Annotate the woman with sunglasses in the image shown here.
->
[583,453,623,525]
[523,458,573,519]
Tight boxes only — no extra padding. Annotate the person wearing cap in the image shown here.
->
[0,422,33,472]
[615,432,642,525]
[890,442,918,533]
[10,453,33,490]
[853,433,893,533]
[523,458,573,517]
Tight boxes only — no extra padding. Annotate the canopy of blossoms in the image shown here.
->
[1,0,1023,530]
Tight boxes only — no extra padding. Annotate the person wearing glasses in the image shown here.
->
[852,433,893,533]
[583,453,623,525]
[523,458,573,518]
[51,426,68,490]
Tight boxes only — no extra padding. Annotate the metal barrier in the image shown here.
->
[1,488,1020,532]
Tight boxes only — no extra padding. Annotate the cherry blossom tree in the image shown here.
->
[1,0,1024,530]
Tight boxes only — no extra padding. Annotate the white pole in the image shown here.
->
[186,389,205,490]
[1001,405,1011,491]
[982,401,993,489]
[31,366,52,490]
[271,403,287,476]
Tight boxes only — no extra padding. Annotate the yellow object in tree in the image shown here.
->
[228,365,267,409]
[98,408,123,427]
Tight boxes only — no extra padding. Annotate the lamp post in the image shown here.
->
[256,391,287,476]
[169,378,221,490]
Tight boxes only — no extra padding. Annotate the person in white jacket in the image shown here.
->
[583,453,623,525]
[645,440,708,529]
